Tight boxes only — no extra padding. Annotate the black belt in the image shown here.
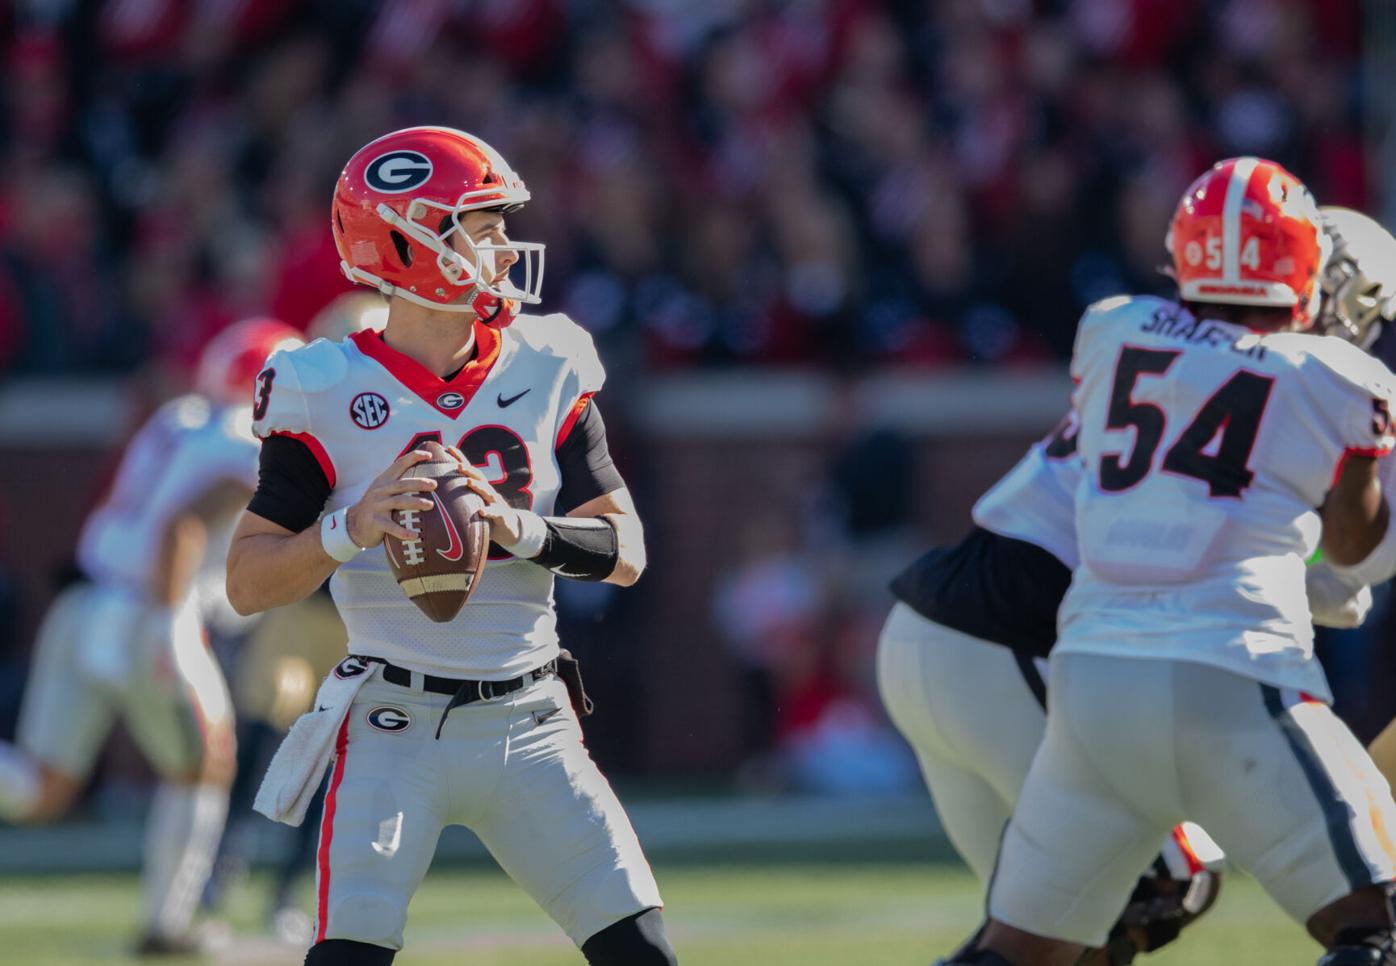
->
[355,656,558,739]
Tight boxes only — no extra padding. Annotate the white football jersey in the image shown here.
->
[253,314,606,679]
[972,413,1082,568]
[1058,295,1396,698]
[79,396,260,599]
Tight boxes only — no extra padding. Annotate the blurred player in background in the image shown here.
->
[301,292,390,346]
[226,127,673,966]
[0,317,302,954]
[1323,208,1396,794]
[880,204,1396,964]
[953,161,1396,966]
[205,293,388,941]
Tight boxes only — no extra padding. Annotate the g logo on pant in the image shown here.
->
[335,656,369,679]
[367,706,413,734]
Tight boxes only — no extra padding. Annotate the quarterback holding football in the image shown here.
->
[226,127,675,966]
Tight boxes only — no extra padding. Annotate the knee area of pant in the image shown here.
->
[324,893,407,949]
[199,752,235,788]
[304,939,396,966]
[201,726,237,783]
[26,767,82,823]
[581,908,676,966]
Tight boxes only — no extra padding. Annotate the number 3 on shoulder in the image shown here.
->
[252,368,276,421]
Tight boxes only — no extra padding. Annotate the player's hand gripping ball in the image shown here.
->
[382,441,490,622]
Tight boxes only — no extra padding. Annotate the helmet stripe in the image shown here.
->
[1222,157,1259,282]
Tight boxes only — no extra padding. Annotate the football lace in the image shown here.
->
[398,508,425,566]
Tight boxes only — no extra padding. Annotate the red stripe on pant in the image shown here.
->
[1170,826,1205,876]
[316,715,352,944]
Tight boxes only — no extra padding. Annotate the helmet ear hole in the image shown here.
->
[390,230,414,268]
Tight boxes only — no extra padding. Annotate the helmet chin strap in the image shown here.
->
[460,243,517,326]
[470,287,519,328]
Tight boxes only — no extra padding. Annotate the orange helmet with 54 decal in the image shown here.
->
[331,127,544,327]
[1166,157,1329,329]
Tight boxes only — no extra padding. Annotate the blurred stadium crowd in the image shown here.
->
[2,0,1392,802]
[0,0,1370,380]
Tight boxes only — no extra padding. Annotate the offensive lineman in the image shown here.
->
[0,318,303,953]
[879,205,1396,964]
[226,127,675,966]
[953,160,1396,966]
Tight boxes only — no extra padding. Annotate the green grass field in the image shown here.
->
[0,858,1319,965]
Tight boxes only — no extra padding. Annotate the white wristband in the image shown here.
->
[498,509,547,559]
[320,507,364,563]
[1331,514,1396,588]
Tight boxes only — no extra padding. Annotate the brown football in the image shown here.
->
[383,442,490,622]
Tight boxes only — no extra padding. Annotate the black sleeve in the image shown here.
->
[556,400,625,513]
[246,435,333,533]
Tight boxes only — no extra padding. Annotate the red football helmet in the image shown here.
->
[196,317,304,407]
[1166,157,1328,329]
[331,127,544,326]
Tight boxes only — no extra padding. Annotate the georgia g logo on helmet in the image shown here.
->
[364,150,434,193]
[333,127,544,323]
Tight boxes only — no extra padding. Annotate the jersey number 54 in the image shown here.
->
[1098,347,1274,498]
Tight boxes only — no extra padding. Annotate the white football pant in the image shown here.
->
[312,669,661,950]
[992,653,1396,946]
[10,581,234,940]
[16,583,233,780]
[876,604,1223,885]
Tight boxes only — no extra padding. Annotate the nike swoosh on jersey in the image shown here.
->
[532,707,563,726]
[497,389,531,408]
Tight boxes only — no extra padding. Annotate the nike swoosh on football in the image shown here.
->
[433,489,465,562]
[497,389,531,407]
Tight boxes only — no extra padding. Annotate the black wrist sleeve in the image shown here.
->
[247,434,332,533]
[556,401,625,513]
[532,517,619,581]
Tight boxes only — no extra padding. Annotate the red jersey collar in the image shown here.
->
[351,323,501,418]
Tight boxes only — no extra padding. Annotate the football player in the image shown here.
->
[949,160,1396,966]
[204,292,388,940]
[0,317,303,954]
[226,127,675,966]
[1322,207,1396,818]
[881,204,1396,964]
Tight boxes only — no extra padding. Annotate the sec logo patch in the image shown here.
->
[350,392,390,429]
[436,391,465,410]
[366,706,413,733]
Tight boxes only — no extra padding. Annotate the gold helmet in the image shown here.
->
[307,291,389,343]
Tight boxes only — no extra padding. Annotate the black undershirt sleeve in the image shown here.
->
[247,434,333,533]
[555,400,625,513]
